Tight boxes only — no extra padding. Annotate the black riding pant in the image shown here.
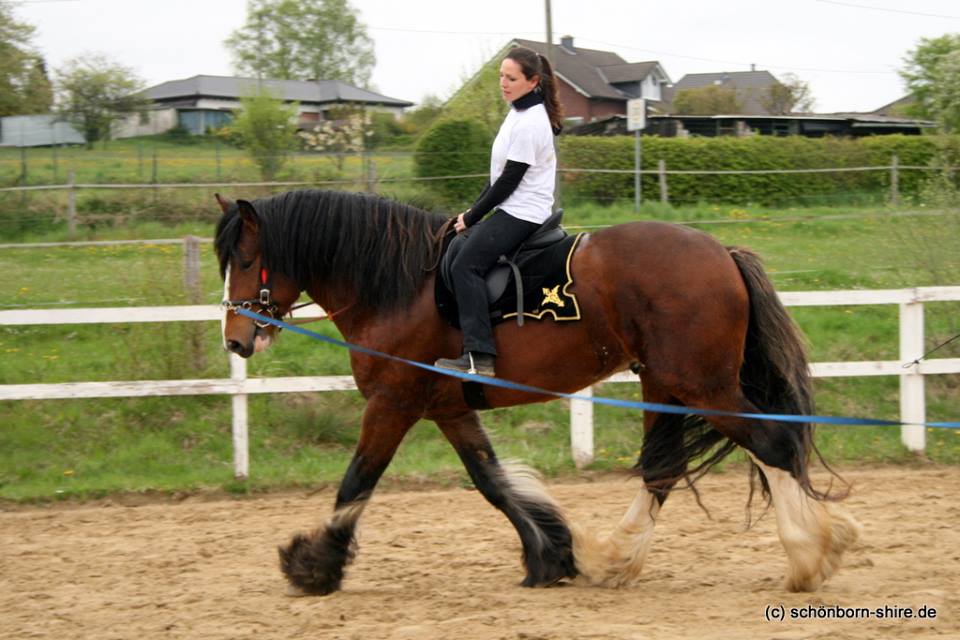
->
[451,209,539,356]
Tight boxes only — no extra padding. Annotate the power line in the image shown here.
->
[367,25,897,76]
[814,0,960,20]
[576,37,898,76]
[369,26,539,36]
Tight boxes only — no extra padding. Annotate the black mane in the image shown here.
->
[215,190,449,312]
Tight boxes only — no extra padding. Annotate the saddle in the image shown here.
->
[436,210,582,328]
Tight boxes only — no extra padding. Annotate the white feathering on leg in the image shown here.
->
[748,453,860,591]
[571,482,659,587]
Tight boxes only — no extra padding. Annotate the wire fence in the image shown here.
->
[1,144,958,237]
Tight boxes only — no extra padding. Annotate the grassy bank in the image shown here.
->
[1,200,958,502]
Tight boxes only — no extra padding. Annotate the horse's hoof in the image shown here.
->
[285,584,310,598]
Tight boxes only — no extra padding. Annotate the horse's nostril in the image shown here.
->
[226,340,244,354]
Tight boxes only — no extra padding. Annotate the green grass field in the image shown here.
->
[1,152,959,502]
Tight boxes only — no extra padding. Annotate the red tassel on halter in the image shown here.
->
[260,268,268,284]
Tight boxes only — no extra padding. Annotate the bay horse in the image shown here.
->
[214,189,859,596]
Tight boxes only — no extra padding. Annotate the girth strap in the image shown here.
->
[497,255,525,326]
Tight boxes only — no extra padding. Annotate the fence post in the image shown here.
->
[899,299,925,453]
[366,155,376,193]
[67,169,77,237]
[658,159,668,204]
[19,147,28,208]
[890,154,899,207]
[633,130,642,212]
[183,235,206,370]
[570,387,594,468]
[183,235,201,302]
[151,146,158,205]
[230,353,250,479]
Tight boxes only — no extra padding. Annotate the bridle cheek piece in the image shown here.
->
[221,267,281,329]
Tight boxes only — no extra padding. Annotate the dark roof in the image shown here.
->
[871,95,915,117]
[142,75,413,107]
[670,70,780,115]
[674,70,779,91]
[511,39,669,101]
[601,62,665,84]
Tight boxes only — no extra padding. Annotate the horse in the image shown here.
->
[213,189,859,596]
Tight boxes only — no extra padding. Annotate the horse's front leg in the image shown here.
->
[279,397,417,596]
[435,411,578,587]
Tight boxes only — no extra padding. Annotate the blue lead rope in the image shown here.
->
[237,308,960,430]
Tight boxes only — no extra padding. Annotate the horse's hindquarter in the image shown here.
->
[580,222,751,389]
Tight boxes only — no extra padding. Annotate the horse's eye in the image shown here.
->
[239,259,254,270]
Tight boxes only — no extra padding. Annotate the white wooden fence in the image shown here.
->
[1,287,959,477]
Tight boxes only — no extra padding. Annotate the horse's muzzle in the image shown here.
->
[225,339,254,358]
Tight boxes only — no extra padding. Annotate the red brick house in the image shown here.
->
[500,36,671,124]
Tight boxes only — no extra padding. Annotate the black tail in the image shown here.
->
[728,247,846,502]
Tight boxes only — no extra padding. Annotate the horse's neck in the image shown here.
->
[307,284,364,336]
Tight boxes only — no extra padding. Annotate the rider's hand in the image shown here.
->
[455,211,468,233]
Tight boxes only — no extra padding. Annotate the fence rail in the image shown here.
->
[2,287,959,477]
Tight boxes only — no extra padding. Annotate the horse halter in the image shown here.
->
[221,267,281,329]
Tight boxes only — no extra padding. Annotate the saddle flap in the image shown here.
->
[440,209,567,299]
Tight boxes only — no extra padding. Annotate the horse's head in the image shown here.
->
[214,194,300,358]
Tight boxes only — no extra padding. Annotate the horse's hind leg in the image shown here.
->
[280,397,418,596]
[690,389,860,592]
[574,382,714,587]
[435,412,578,587]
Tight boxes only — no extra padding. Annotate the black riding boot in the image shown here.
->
[435,352,496,377]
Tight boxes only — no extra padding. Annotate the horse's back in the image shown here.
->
[576,220,744,293]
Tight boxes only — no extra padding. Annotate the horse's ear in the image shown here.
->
[236,199,260,235]
[215,193,232,215]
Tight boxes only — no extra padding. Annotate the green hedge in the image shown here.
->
[558,134,942,206]
[414,118,491,205]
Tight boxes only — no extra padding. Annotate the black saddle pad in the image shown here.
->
[435,232,584,328]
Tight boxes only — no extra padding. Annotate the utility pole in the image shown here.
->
[545,0,562,208]
[545,0,553,67]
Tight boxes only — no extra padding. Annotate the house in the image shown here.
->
[662,69,782,116]
[872,95,915,118]
[0,114,84,147]
[115,75,414,138]
[508,36,671,124]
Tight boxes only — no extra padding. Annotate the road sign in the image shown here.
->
[627,98,646,132]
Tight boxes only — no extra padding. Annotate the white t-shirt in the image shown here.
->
[489,102,556,224]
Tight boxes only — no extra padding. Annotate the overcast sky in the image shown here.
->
[13,0,960,113]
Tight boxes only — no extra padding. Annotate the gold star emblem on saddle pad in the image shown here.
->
[541,285,565,307]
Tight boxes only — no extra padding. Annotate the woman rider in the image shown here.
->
[434,46,564,378]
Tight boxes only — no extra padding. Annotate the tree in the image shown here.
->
[900,33,960,121]
[22,58,53,113]
[403,95,443,133]
[761,74,814,115]
[55,53,146,148]
[414,118,491,204]
[232,91,300,180]
[0,0,53,116]
[299,106,371,172]
[672,86,743,115]
[225,0,375,87]
[929,50,960,132]
[441,57,510,136]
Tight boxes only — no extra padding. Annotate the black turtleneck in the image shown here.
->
[463,90,548,227]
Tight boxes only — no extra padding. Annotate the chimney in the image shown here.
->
[560,35,574,52]
[750,63,756,72]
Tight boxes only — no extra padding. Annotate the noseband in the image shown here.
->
[221,267,281,328]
